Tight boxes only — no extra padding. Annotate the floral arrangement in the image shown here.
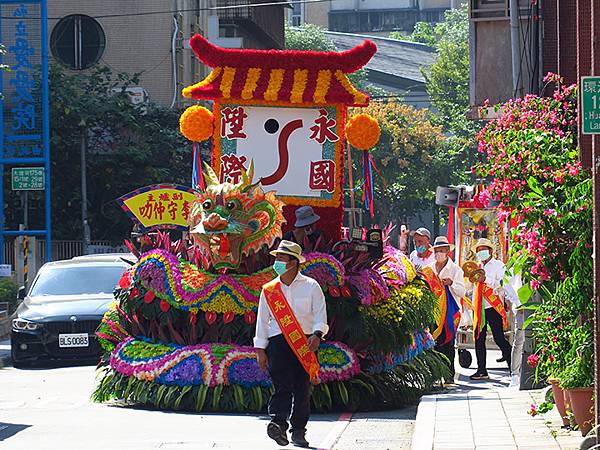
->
[476,73,594,391]
[364,331,435,374]
[110,337,360,388]
[179,105,214,142]
[345,113,381,150]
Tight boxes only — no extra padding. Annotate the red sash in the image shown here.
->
[420,267,446,340]
[263,280,320,384]
[473,282,507,339]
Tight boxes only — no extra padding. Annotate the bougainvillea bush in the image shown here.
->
[475,73,593,387]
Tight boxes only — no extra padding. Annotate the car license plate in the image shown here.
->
[58,333,89,348]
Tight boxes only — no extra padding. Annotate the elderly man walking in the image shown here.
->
[254,240,328,448]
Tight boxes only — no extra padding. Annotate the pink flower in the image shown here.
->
[528,403,538,416]
[530,279,540,290]
[527,354,539,368]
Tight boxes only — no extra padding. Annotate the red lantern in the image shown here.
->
[129,287,140,299]
[223,311,235,324]
[189,312,198,326]
[341,286,352,298]
[118,271,132,289]
[328,286,341,297]
[143,291,156,304]
[244,311,256,324]
[205,311,217,325]
[159,300,171,313]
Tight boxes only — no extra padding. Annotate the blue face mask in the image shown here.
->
[476,250,491,261]
[416,245,427,254]
[273,261,288,275]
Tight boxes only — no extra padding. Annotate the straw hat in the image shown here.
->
[270,240,306,263]
[432,236,455,251]
[472,238,494,251]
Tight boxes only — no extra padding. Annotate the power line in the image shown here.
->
[0,0,331,20]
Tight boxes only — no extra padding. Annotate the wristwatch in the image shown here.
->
[313,331,324,340]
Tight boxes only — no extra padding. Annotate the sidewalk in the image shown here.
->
[412,350,584,450]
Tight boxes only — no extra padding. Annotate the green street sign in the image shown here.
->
[581,76,600,134]
[11,167,45,191]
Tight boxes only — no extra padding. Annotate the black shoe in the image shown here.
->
[469,371,489,380]
[267,422,289,446]
[496,356,506,363]
[291,430,309,448]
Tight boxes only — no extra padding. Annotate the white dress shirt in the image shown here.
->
[430,258,466,308]
[483,257,505,309]
[409,249,435,268]
[253,272,329,349]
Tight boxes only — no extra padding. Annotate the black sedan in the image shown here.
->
[11,254,132,367]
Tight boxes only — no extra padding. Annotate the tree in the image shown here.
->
[3,65,195,243]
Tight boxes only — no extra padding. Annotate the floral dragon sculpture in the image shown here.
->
[93,169,449,412]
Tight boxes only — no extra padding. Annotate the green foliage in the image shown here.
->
[0,278,19,314]
[3,65,195,242]
[391,22,436,47]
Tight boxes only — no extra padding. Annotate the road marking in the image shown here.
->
[316,412,353,450]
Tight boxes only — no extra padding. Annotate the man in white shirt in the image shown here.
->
[469,238,512,380]
[409,227,435,268]
[429,236,466,377]
[254,240,328,448]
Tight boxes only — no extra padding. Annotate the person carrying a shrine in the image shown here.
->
[254,240,328,448]
[409,227,435,268]
[428,236,465,378]
[469,238,512,380]
[283,206,323,248]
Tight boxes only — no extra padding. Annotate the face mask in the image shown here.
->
[416,245,427,254]
[273,261,288,275]
[434,252,447,263]
[476,250,490,261]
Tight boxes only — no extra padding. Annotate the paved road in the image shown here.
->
[0,362,415,450]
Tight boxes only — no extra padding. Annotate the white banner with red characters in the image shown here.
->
[213,102,344,207]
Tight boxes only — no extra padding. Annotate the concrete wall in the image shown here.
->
[331,0,415,10]
[304,1,330,29]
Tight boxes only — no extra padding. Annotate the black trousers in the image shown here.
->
[475,307,512,372]
[266,334,311,433]
[435,331,455,377]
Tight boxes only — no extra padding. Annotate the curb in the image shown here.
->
[411,394,436,450]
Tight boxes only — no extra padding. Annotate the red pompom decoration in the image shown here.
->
[118,271,132,289]
[189,312,198,326]
[328,286,341,297]
[159,300,171,313]
[341,286,352,298]
[244,311,256,324]
[143,291,156,304]
[129,287,139,299]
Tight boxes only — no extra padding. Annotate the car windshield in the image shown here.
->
[29,265,127,296]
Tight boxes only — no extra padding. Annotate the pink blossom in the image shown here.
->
[530,279,541,290]
[527,354,539,367]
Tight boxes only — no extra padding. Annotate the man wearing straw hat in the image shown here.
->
[254,240,328,448]
[428,236,466,377]
[469,238,512,380]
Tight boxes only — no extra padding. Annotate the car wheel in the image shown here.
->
[458,349,472,368]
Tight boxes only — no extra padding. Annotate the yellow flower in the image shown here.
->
[179,105,214,142]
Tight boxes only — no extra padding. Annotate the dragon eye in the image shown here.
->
[226,201,237,211]
[202,200,212,210]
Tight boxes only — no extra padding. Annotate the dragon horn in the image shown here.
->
[203,162,220,186]
[238,160,255,191]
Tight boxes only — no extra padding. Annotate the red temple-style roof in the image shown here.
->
[182,34,377,107]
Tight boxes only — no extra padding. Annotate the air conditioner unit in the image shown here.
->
[111,86,149,105]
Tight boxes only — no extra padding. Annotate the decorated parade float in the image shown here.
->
[92,35,449,412]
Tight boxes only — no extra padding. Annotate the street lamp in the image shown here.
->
[79,118,91,255]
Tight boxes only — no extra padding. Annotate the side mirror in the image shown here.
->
[17,286,26,300]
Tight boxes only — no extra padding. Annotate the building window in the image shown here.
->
[50,15,105,70]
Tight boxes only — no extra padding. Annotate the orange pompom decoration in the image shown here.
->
[179,105,214,142]
[345,113,381,150]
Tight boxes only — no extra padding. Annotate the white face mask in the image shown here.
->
[434,252,448,263]
[476,249,491,261]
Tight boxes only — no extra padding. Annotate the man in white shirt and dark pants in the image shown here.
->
[254,240,328,448]
[470,238,512,380]
[429,236,466,377]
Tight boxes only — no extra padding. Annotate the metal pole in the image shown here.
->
[593,138,600,440]
[346,142,356,230]
[80,122,90,255]
[22,191,28,230]
[509,0,523,97]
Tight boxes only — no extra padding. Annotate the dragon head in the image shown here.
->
[188,162,285,269]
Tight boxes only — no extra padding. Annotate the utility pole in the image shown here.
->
[509,0,523,97]
[79,119,91,255]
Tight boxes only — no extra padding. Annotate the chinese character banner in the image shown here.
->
[117,185,197,231]
[214,102,344,208]
[0,1,46,160]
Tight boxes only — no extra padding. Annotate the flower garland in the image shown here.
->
[179,105,214,142]
[110,337,360,387]
[345,113,381,150]
[377,245,415,285]
[300,252,345,287]
[364,330,435,374]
